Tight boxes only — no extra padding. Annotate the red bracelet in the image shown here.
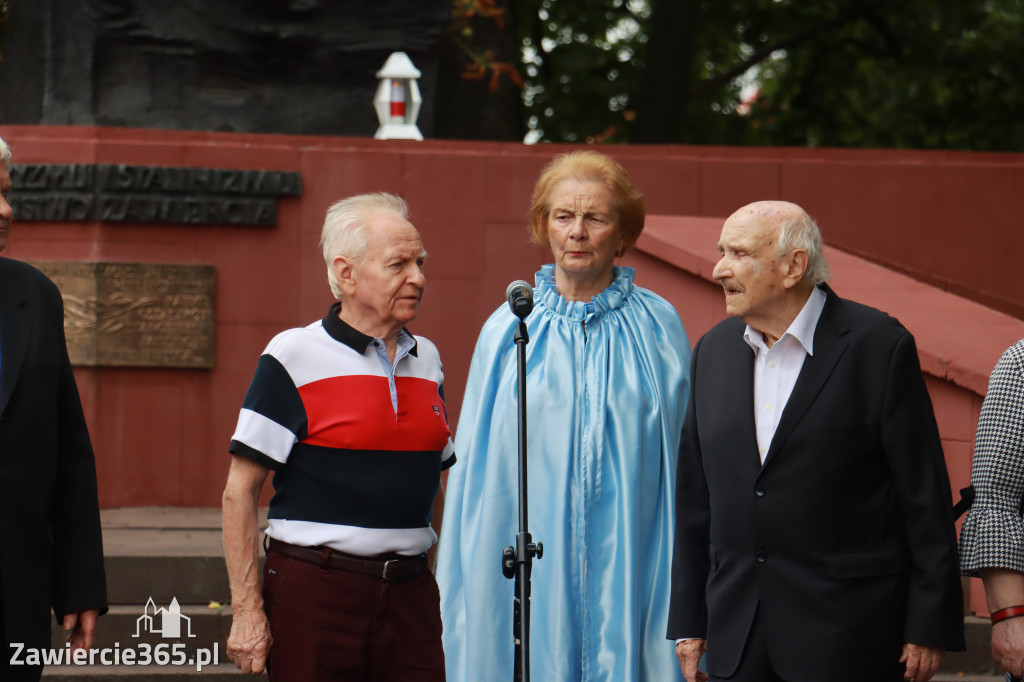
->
[991,605,1024,623]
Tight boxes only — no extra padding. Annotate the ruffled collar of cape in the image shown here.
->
[534,263,635,321]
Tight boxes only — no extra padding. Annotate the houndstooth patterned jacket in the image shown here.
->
[960,337,1024,576]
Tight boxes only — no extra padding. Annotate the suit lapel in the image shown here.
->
[0,260,31,419]
[762,285,850,468]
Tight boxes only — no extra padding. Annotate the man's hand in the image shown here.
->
[675,639,708,682]
[899,642,945,681]
[991,616,1024,678]
[63,609,100,652]
[227,607,273,674]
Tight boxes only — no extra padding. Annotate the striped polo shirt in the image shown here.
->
[230,304,456,557]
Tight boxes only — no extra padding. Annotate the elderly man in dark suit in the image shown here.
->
[0,136,108,681]
[667,200,964,682]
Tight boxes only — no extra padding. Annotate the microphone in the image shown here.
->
[506,280,534,319]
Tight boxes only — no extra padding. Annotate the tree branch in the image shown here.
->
[690,1,881,97]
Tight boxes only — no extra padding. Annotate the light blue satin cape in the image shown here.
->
[437,265,690,682]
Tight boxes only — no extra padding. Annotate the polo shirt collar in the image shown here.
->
[321,302,418,356]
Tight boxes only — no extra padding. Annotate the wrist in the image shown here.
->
[991,605,1024,624]
[229,597,265,615]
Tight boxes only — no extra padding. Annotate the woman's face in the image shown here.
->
[546,178,623,293]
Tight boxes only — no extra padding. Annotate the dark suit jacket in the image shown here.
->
[667,285,964,681]
[0,257,107,650]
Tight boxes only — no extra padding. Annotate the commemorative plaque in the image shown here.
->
[29,261,216,369]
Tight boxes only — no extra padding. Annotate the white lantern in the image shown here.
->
[373,52,423,141]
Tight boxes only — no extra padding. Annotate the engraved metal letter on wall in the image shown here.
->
[29,261,216,369]
[11,164,302,226]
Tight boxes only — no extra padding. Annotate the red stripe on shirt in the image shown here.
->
[299,375,450,451]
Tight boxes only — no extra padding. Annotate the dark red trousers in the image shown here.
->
[262,549,445,682]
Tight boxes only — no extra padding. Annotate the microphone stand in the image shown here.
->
[502,316,543,682]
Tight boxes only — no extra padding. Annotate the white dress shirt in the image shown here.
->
[743,286,826,464]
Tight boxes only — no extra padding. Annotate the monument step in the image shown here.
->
[37,508,267,680]
[98,506,264,605]
[942,615,1005,678]
[103,555,230,606]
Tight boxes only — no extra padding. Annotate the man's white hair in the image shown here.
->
[777,212,830,285]
[319,193,410,299]
[0,137,12,169]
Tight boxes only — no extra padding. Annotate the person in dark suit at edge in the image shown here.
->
[0,136,108,681]
[667,200,964,682]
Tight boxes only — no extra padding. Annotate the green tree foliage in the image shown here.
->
[735,0,1024,150]
[483,0,1024,150]
[519,0,650,143]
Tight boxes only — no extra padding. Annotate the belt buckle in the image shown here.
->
[382,559,398,581]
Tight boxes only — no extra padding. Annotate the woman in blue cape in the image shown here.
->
[436,150,691,681]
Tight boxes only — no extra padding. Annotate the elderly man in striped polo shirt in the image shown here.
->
[222,192,455,681]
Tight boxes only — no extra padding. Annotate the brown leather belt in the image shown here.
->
[267,538,426,581]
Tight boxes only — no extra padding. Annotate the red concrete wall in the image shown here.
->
[0,125,1021,516]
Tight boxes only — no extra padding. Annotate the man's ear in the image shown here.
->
[783,249,809,289]
[333,256,355,292]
